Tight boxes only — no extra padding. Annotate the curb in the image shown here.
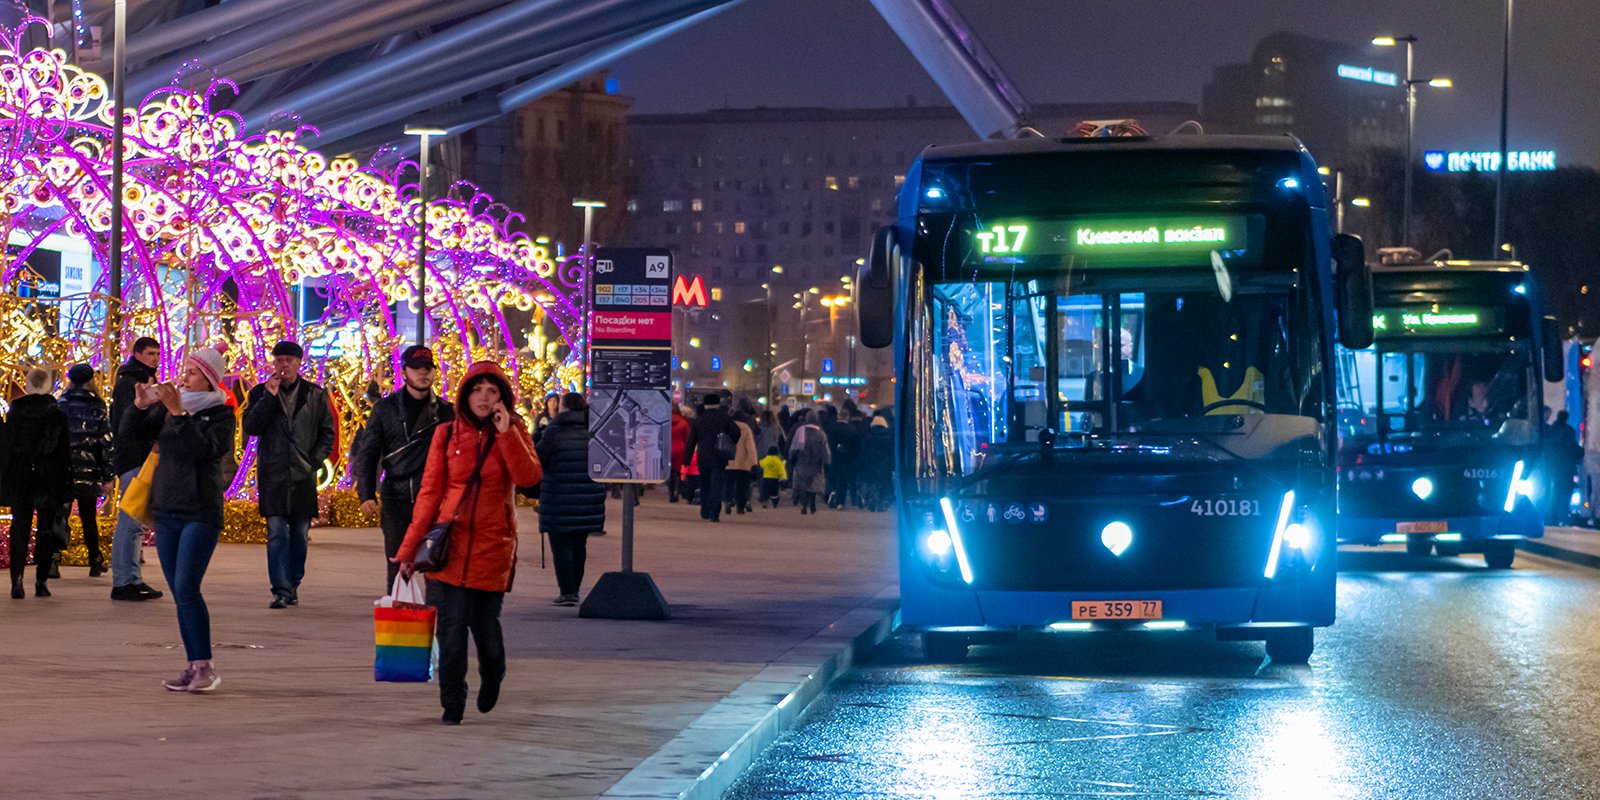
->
[1519,538,1600,570]
[598,588,899,800]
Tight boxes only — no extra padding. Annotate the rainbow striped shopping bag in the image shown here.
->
[375,605,436,682]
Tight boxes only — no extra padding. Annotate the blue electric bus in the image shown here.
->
[1335,260,1563,567]
[858,134,1375,663]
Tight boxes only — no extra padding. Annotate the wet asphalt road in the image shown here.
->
[727,547,1600,799]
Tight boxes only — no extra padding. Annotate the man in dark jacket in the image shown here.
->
[684,393,741,522]
[3,368,71,598]
[108,336,164,601]
[59,364,115,576]
[243,340,336,609]
[536,392,605,606]
[351,345,453,590]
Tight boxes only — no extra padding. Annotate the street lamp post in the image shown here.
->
[404,126,445,346]
[572,199,606,378]
[1374,35,1452,247]
[763,264,782,402]
[1493,0,1514,255]
[108,0,126,357]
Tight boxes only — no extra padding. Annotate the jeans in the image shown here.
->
[265,515,310,600]
[430,581,506,716]
[8,504,56,583]
[379,493,415,592]
[153,517,220,661]
[72,489,105,567]
[700,465,726,521]
[111,470,145,588]
[547,532,589,596]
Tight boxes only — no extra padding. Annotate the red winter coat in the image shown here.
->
[671,409,691,472]
[397,363,542,592]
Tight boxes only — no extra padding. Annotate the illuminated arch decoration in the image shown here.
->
[0,19,589,492]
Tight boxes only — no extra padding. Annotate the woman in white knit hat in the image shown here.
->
[122,344,236,693]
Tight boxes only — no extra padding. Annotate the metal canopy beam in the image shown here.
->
[865,0,1029,139]
[123,0,320,64]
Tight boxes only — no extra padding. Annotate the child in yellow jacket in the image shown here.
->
[759,447,787,509]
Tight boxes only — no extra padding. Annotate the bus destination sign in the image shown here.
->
[974,215,1254,267]
[1373,306,1506,338]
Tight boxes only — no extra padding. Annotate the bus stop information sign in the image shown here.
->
[583,247,673,620]
[588,247,673,483]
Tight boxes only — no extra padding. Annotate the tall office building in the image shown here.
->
[1202,31,1406,168]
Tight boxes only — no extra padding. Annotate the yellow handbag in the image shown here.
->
[117,451,160,525]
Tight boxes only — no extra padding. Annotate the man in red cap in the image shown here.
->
[351,345,454,589]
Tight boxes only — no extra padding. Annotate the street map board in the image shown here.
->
[589,247,673,483]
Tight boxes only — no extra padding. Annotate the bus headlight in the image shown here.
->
[1411,477,1434,500]
[925,530,953,557]
[1266,492,1321,578]
[1283,522,1313,552]
[1503,460,1537,512]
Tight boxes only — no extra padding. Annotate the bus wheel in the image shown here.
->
[1484,541,1516,569]
[1405,537,1433,557]
[1264,627,1314,665]
[923,632,971,663]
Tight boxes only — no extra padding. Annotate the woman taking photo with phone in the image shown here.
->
[121,345,235,692]
[395,361,540,725]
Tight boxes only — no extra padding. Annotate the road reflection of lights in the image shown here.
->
[1255,708,1347,796]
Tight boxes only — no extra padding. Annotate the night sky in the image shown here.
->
[614,0,1600,168]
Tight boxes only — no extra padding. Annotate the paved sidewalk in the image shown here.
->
[0,497,896,799]
[1523,525,1600,569]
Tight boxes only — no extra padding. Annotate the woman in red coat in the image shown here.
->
[669,404,691,502]
[396,361,541,724]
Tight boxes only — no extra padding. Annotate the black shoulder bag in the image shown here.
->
[413,426,493,573]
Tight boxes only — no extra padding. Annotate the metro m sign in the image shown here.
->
[672,274,708,307]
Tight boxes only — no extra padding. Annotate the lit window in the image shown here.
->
[847,176,861,189]
[893,175,905,187]
[691,198,704,212]
[710,288,723,302]
[713,222,725,234]
[662,200,684,212]
[825,176,839,191]
[626,199,638,214]
[734,221,747,234]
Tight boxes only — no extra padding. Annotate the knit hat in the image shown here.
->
[271,340,304,359]
[67,363,95,387]
[23,368,51,395]
[187,345,228,391]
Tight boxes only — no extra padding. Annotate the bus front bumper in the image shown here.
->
[1337,505,1544,547]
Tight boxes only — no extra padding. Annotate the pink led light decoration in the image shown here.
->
[0,18,589,494]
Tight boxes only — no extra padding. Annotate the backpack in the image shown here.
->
[715,431,736,460]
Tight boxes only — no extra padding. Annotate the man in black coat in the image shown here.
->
[351,345,453,590]
[684,393,742,522]
[535,392,605,606]
[108,336,164,601]
[3,368,71,598]
[59,364,115,576]
[242,340,336,609]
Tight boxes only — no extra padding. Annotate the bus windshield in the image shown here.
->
[1340,340,1535,441]
[922,269,1323,476]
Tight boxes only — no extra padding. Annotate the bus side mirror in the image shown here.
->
[859,225,898,349]
[1542,316,1564,381]
[1333,233,1374,350]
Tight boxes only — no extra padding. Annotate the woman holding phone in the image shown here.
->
[395,361,541,725]
[121,345,235,692]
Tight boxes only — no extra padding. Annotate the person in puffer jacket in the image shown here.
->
[396,360,542,725]
[535,392,607,607]
[58,364,115,577]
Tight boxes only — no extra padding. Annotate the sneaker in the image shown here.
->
[163,666,197,692]
[286,595,299,607]
[553,595,578,607]
[442,710,463,725]
[551,596,572,606]
[269,596,288,609]
[186,664,220,693]
[135,583,165,600]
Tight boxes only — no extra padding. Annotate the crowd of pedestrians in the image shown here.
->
[0,335,889,724]
[667,392,895,517]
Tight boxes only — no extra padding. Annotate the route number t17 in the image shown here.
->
[976,224,1029,255]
